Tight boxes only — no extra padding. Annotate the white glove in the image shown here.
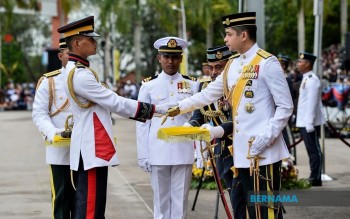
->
[196,158,204,169]
[155,102,178,115]
[138,158,151,172]
[200,124,224,141]
[183,122,192,127]
[46,128,65,143]
[250,136,268,156]
[305,124,315,133]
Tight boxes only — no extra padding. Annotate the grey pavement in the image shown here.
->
[0,111,350,219]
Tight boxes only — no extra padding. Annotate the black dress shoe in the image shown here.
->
[309,179,322,186]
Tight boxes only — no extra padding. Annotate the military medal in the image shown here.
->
[242,65,259,79]
[244,90,254,98]
[246,80,252,86]
[244,102,255,113]
[183,81,191,93]
[178,82,183,93]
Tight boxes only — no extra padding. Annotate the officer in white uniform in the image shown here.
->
[32,38,75,219]
[136,36,199,219]
[296,52,325,186]
[160,12,293,219]
[57,16,166,219]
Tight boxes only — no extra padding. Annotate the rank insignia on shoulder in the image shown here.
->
[199,77,212,83]
[142,75,158,84]
[43,69,61,78]
[308,75,312,78]
[182,75,197,81]
[244,90,254,98]
[230,53,240,59]
[257,49,272,59]
[76,62,87,68]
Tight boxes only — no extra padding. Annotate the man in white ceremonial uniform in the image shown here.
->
[136,36,199,219]
[296,52,325,187]
[57,16,167,219]
[32,38,75,219]
[159,12,293,219]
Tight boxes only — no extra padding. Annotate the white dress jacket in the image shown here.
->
[178,44,293,168]
[137,72,199,165]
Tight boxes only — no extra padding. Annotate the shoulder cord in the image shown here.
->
[48,77,70,117]
[67,66,100,108]
[222,59,234,106]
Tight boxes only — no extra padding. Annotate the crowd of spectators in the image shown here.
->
[0,81,35,111]
[1,44,349,112]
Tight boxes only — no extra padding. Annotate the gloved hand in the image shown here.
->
[46,128,65,143]
[249,136,268,156]
[183,122,192,127]
[200,124,224,141]
[196,158,204,169]
[155,103,178,115]
[305,124,315,133]
[138,158,151,172]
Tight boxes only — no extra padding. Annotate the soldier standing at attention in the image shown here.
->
[136,36,199,219]
[57,16,169,219]
[185,45,246,218]
[159,12,293,219]
[296,52,325,187]
[32,38,75,218]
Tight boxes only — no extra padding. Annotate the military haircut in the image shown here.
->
[232,25,257,42]
[65,35,85,51]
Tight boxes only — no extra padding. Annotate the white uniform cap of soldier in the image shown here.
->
[153,37,188,55]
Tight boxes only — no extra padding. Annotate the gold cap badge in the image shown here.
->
[215,51,223,60]
[167,39,177,48]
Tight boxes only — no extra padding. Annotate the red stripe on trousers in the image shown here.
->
[87,168,97,219]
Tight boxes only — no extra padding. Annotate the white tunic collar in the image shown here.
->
[158,71,181,81]
[240,43,259,60]
[302,71,314,79]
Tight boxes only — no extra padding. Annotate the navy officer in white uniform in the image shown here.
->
[136,36,199,219]
[159,12,293,219]
[296,52,325,186]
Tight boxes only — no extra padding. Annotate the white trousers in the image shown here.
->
[150,164,192,219]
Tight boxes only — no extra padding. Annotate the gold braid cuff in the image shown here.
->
[68,66,100,108]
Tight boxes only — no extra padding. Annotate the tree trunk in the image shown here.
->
[297,4,305,52]
[206,22,213,48]
[134,0,142,83]
[340,0,348,46]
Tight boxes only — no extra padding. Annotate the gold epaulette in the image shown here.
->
[199,77,212,83]
[43,69,61,78]
[256,49,272,59]
[229,53,240,59]
[142,75,158,84]
[182,75,197,81]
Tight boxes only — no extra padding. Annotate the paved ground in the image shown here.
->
[0,111,349,219]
